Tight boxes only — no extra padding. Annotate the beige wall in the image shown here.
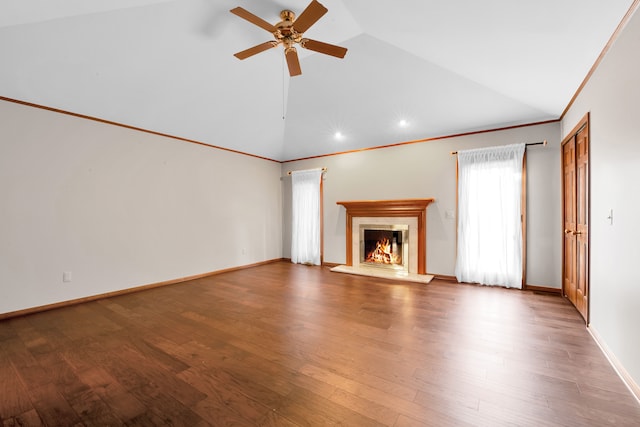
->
[0,99,283,315]
[282,121,562,288]
[562,6,640,394]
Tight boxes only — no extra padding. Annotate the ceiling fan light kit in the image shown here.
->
[230,0,347,77]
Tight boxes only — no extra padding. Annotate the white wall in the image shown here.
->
[562,6,640,391]
[0,99,283,315]
[282,121,562,288]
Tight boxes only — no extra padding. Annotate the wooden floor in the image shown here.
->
[1,262,639,426]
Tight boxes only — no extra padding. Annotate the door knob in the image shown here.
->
[564,229,573,234]
[572,230,583,235]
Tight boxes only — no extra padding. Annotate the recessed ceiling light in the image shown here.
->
[398,119,409,127]
[334,131,344,140]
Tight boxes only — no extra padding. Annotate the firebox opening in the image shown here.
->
[359,224,409,272]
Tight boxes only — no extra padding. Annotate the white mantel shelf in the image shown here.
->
[336,199,435,275]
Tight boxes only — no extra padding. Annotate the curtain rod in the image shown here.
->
[287,167,327,176]
[450,140,547,156]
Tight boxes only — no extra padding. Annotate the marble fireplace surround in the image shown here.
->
[334,199,434,282]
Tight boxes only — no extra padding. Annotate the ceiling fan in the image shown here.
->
[230,0,348,77]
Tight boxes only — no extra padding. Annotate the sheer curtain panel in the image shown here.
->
[291,168,323,265]
[455,143,525,288]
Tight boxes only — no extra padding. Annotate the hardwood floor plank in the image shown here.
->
[299,362,417,402]
[178,367,273,423]
[190,396,257,426]
[329,388,400,425]
[27,382,83,426]
[2,409,43,426]
[0,352,33,420]
[4,336,51,390]
[0,262,638,426]
[75,366,147,423]
[548,393,640,426]
[301,360,477,426]
[393,414,432,427]
[276,386,386,427]
[81,340,208,425]
[64,388,123,426]
[477,399,574,427]
[167,339,297,401]
[256,409,302,427]
[298,363,401,424]
[91,338,207,408]
[126,335,192,374]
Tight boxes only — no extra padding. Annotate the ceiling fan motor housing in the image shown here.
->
[276,10,302,49]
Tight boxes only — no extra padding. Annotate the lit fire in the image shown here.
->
[366,238,401,265]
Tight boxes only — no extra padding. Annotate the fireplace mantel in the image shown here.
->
[336,199,434,274]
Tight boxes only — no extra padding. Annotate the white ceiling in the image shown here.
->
[0,0,635,161]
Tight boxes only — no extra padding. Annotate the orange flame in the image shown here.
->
[365,238,401,265]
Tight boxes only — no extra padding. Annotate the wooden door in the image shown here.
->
[574,123,589,319]
[562,116,589,322]
[562,139,577,306]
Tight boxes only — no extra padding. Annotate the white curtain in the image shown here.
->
[455,143,525,288]
[291,168,323,265]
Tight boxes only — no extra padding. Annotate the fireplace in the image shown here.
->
[332,199,435,283]
[334,199,434,280]
[360,224,409,272]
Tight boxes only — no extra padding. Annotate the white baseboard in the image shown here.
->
[588,325,640,405]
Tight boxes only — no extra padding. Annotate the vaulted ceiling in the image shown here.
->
[0,1,635,161]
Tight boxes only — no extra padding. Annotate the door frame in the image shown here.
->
[561,112,591,323]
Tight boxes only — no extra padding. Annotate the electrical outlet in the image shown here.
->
[63,271,72,283]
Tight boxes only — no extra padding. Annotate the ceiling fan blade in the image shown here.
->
[301,39,347,58]
[234,41,278,60]
[292,0,328,34]
[285,48,302,76]
[230,7,277,33]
